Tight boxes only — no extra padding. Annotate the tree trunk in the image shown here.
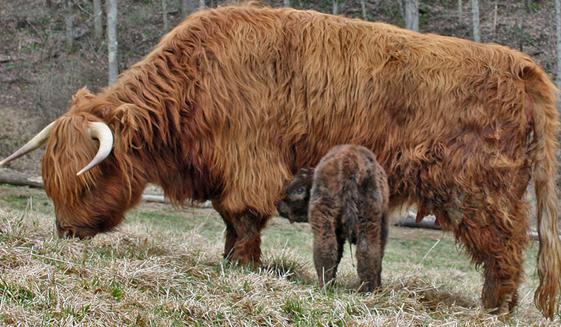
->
[332,0,338,15]
[63,0,74,52]
[107,0,118,85]
[93,0,103,39]
[360,0,367,20]
[471,0,480,42]
[404,0,419,31]
[284,0,290,7]
[180,0,197,17]
[162,0,169,31]
[199,0,205,10]
[398,0,405,20]
[458,0,463,25]
[556,0,561,88]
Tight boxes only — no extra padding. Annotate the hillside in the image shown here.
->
[0,0,558,174]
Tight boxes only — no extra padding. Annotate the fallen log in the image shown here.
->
[0,169,43,188]
[0,168,214,208]
[0,169,556,232]
[394,214,442,230]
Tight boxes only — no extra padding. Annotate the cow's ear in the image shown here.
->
[109,104,154,151]
[71,87,95,106]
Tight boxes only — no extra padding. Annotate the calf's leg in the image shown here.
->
[310,204,341,288]
[355,215,385,292]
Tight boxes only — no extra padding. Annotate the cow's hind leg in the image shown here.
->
[455,196,529,315]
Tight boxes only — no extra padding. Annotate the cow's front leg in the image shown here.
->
[212,201,238,259]
[213,202,268,265]
[228,211,269,266]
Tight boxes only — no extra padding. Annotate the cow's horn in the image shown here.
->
[76,122,114,176]
[0,122,56,166]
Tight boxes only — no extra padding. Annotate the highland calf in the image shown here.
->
[277,145,389,292]
[1,5,560,318]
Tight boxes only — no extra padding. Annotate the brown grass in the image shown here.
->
[0,185,558,326]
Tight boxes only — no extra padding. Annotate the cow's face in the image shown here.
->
[1,88,143,239]
[276,168,314,223]
[41,111,142,239]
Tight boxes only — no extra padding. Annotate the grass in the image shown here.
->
[0,185,558,326]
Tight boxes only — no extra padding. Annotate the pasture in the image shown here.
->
[0,185,556,326]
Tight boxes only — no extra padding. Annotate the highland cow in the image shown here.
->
[1,5,560,317]
[277,145,389,292]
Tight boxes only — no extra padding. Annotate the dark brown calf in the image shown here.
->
[277,144,389,292]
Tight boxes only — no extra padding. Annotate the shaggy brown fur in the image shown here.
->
[4,5,560,317]
[277,145,389,292]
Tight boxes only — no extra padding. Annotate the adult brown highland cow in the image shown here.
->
[1,5,560,318]
[277,144,389,292]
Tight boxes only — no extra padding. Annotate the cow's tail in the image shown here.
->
[527,66,561,319]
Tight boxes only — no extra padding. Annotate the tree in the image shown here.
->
[180,0,196,17]
[471,0,480,42]
[162,0,169,31]
[332,0,339,15]
[404,0,419,32]
[555,0,561,87]
[107,0,118,84]
[458,0,463,25]
[93,0,103,39]
[360,0,367,20]
[63,0,74,51]
[284,0,290,7]
[199,0,205,9]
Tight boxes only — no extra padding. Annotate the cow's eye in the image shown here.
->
[296,186,306,194]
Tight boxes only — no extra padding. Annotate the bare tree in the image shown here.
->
[181,0,189,17]
[93,0,103,39]
[360,0,367,20]
[471,0,480,42]
[404,0,419,31]
[107,0,118,84]
[199,0,205,9]
[63,0,74,51]
[332,0,339,15]
[162,0,169,31]
[180,0,196,17]
[284,0,290,7]
[398,0,405,20]
[555,0,561,86]
[458,0,463,25]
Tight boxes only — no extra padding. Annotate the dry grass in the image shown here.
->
[0,185,558,326]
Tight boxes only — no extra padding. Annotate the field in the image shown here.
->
[0,184,557,326]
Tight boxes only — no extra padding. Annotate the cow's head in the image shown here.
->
[276,167,314,223]
[0,88,144,239]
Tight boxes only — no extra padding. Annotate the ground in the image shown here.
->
[0,184,557,326]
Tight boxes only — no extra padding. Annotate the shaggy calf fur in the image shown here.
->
[277,145,389,292]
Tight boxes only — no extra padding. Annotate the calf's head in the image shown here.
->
[276,168,314,223]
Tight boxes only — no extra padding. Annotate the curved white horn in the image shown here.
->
[0,122,55,167]
[76,122,114,176]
